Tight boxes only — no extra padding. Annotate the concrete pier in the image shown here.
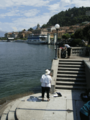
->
[0,56,90,120]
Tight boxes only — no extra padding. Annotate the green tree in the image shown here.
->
[28,28,33,31]
[70,38,82,46]
[70,33,75,38]
[22,29,26,31]
[74,29,83,39]
[83,24,90,44]
[42,7,90,27]
[62,33,70,39]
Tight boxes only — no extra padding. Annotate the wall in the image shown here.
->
[57,47,89,58]
[50,59,59,94]
[84,60,90,89]
[71,47,86,56]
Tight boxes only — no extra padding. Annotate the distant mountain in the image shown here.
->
[33,26,37,30]
[41,7,90,28]
[0,31,6,37]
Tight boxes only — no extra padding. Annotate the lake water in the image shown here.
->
[0,42,55,99]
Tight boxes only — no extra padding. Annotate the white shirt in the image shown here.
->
[64,44,70,48]
[40,74,52,88]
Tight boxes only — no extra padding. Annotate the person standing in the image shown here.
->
[40,69,52,101]
[80,101,90,120]
[64,44,71,58]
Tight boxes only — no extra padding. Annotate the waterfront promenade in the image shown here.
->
[0,89,86,120]
[0,56,90,120]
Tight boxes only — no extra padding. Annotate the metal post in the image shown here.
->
[89,48,90,62]
[54,29,58,60]
[54,24,60,60]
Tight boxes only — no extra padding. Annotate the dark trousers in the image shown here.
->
[42,87,50,99]
[80,112,89,120]
[67,48,71,56]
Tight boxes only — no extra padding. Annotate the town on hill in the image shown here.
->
[1,7,90,46]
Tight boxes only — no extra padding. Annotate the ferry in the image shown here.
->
[27,35,47,44]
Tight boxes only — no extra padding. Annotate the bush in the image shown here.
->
[70,38,82,46]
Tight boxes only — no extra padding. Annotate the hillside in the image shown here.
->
[41,7,90,28]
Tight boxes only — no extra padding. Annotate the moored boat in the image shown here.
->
[27,35,47,44]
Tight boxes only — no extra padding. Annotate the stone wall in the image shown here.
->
[84,60,90,89]
[57,47,90,58]
[50,59,59,94]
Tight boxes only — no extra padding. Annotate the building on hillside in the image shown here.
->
[17,31,32,38]
[47,26,56,32]
[66,29,74,35]
[12,32,19,38]
[60,26,70,30]
[49,30,66,38]
[58,30,66,37]
[82,21,90,24]
[36,24,40,30]
[5,33,13,38]
[25,31,32,38]
[69,25,80,31]
[32,28,48,36]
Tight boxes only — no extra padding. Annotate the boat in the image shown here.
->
[27,35,47,44]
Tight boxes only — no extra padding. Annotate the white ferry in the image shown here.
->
[27,35,47,44]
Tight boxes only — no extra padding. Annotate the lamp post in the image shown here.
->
[54,24,60,59]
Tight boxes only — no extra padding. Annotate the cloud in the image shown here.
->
[61,0,90,7]
[23,9,40,17]
[48,3,60,11]
[0,0,50,8]
[0,9,40,18]
[0,11,53,32]
[0,28,3,30]
[0,0,90,32]
[71,0,90,7]
[0,10,19,18]
[12,27,18,31]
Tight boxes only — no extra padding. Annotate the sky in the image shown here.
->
[0,0,90,32]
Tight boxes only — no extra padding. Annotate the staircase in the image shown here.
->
[55,59,87,90]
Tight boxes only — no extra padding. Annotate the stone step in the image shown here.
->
[1,101,14,120]
[59,60,83,62]
[58,67,85,71]
[55,85,86,90]
[57,70,85,74]
[58,64,84,68]
[8,100,21,120]
[1,95,31,120]
[56,77,86,82]
[57,74,86,78]
[56,81,86,86]
[59,62,84,65]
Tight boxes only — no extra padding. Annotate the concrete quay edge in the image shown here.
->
[0,90,86,120]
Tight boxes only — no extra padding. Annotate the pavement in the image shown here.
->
[3,89,85,120]
[0,56,90,120]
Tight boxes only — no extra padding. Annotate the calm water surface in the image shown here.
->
[0,42,55,99]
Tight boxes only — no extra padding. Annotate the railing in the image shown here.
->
[71,47,86,56]
[57,47,90,59]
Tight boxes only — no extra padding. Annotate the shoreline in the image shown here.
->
[0,91,35,105]
[0,86,41,106]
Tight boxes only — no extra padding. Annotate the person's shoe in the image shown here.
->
[47,99,50,101]
[42,98,44,101]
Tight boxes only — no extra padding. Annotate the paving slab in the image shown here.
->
[8,100,21,120]
[14,90,85,120]
[0,89,86,120]
[16,102,48,120]
[43,98,66,120]
[1,101,14,120]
